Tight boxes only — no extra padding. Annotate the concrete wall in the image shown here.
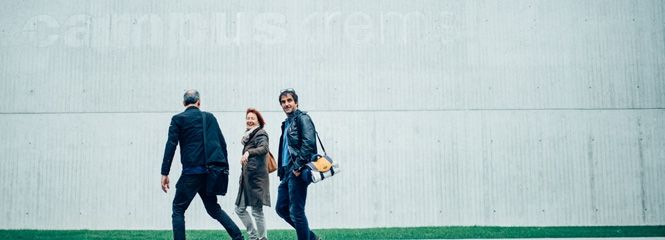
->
[0,0,663,229]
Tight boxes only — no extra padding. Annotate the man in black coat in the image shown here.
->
[161,89,243,240]
[275,89,319,240]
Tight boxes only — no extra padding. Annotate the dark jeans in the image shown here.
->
[172,174,242,240]
[275,169,317,240]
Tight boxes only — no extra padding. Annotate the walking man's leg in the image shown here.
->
[288,173,317,240]
[275,176,294,227]
[200,189,243,240]
[172,175,199,240]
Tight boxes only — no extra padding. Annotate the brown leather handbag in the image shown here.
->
[266,151,277,173]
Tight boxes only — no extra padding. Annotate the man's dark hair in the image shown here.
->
[279,89,298,104]
[183,89,200,105]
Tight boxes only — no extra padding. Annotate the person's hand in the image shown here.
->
[293,170,301,177]
[240,152,249,165]
[161,175,170,193]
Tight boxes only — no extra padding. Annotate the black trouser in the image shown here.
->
[172,174,242,240]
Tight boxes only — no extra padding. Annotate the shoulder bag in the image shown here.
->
[202,112,229,196]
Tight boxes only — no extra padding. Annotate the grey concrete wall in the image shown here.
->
[0,0,664,229]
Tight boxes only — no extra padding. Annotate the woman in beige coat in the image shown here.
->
[235,108,271,240]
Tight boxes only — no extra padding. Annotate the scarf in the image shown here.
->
[241,126,260,146]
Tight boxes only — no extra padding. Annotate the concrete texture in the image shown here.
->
[0,0,663,229]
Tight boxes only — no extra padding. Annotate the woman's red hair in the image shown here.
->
[246,108,266,127]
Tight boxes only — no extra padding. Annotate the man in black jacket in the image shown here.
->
[275,89,319,240]
[161,90,243,240]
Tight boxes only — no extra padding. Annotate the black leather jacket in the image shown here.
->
[277,109,317,180]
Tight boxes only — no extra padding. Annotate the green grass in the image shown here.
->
[0,226,663,239]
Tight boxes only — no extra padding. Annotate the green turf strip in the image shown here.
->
[0,226,663,239]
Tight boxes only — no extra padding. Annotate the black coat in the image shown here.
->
[235,128,271,207]
[277,109,317,180]
[161,107,228,175]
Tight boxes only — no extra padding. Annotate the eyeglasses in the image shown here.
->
[280,88,296,93]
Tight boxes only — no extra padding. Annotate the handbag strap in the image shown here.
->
[201,111,208,165]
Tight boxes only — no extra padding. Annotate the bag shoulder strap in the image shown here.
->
[306,114,327,156]
[316,132,326,156]
[201,111,208,164]
[296,112,327,156]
